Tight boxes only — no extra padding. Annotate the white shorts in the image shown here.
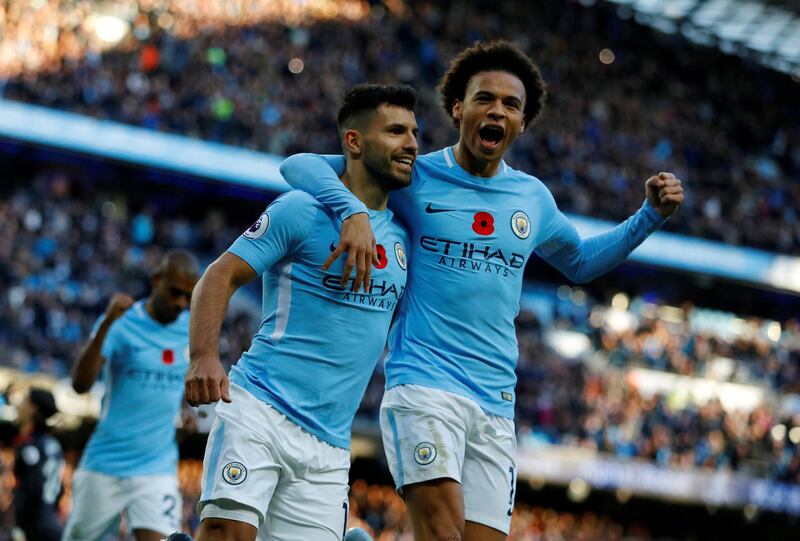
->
[198,383,350,541]
[379,384,517,534]
[62,469,181,541]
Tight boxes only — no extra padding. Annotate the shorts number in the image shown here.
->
[507,466,516,517]
[164,494,177,521]
[341,501,349,540]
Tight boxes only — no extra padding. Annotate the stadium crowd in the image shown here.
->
[0,453,665,540]
[587,296,800,393]
[515,307,800,481]
[0,168,256,380]
[3,171,800,484]
[3,0,800,253]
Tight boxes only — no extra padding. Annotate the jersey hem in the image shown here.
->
[77,463,177,478]
[385,376,515,419]
[229,371,351,450]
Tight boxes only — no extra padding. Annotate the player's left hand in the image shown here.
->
[646,172,684,218]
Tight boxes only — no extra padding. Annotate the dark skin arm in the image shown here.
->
[71,293,134,394]
[184,252,256,406]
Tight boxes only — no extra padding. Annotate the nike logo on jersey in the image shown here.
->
[425,203,455,214]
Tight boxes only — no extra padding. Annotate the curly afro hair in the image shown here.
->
[437,41,547,128]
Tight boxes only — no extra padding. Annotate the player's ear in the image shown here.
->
[343,129,362,155]
[452,100,463,123]
[519,119,525,135]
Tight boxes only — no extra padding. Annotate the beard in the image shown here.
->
[362,145,411,190]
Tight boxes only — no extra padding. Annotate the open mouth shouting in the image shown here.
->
[478,124,505,153]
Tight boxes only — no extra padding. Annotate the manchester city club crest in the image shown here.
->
[222,461,248,485]
[414,442,437,465]
[394,242,407,270]
[243,213,270,239]
[511,211,530,239]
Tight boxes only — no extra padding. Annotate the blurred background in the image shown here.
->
[1,0,799,539]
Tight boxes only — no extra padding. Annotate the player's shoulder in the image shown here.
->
[122,300,149,323]
[504,164,545,187]
[271,189,326,213]
[107,300,150,336]
[504,165,556,198]
[264,190,330,231]
[417,148,448,167]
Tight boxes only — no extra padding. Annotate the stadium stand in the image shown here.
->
[1,0,799,539]
[2,1,799,253]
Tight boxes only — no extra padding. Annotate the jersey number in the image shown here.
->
[507,465,516,517]
[163,494,178,522]
[341,500,349,540]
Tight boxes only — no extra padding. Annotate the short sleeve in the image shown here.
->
[227,191,317,275]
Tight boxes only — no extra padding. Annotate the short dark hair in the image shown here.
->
[29,388,57,432]
[337,84,417,135]
[437,41,547,128]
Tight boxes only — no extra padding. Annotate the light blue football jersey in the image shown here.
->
[80,301,189,477]
[280,148,666,418]
[227,190,408,449]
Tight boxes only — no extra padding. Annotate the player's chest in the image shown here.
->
[301,230,408,305]
[118,333,189,374]
[303,229,409,284]
[410,186,537,262]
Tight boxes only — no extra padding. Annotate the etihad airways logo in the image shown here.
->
[321,276,405,311]
[420,236,525,277]
[126,368,184,389]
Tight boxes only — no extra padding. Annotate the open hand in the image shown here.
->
[323,213,378,293]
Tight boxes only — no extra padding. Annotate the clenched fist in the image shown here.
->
[184,356,231,406]
[104,293,134,322]
[645,172,684,218]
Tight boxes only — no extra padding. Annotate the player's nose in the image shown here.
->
[487,100,506,119]
[403,132,419,155]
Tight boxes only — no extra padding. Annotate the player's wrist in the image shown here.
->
[189,352,221,366]
[343,211,369,222]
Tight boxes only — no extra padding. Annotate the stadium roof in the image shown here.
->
[605,0,800,76]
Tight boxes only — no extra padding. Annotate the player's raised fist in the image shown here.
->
[184,356,231,406]
[645,172,684,218]
[104,293,135,322]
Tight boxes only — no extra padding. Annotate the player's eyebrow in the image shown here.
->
[474,90,523,106]
[386,123,419,136]
[474,90,496,100]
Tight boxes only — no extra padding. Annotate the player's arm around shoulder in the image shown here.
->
[71,293,134,394]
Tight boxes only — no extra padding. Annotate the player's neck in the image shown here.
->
[453,142,502,178]
[144,298,170,325]
[340,169,389,211]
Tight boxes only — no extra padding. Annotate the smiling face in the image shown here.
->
[452,70,526,174]
[358,103,419,190]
